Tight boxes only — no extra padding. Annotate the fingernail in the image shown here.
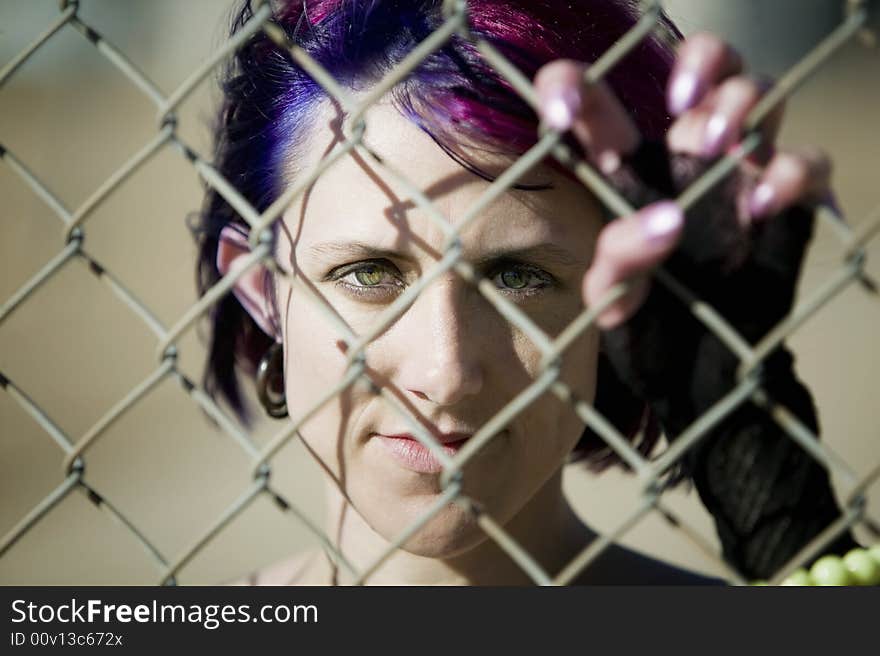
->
[598,150,621,175]
[702,114,729,157]
[668,71,701,116]
[749,183,775,219]
[543,85,582,131]
[641,202,684,245]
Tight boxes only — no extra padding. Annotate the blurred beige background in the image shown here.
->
[1,0,878,585]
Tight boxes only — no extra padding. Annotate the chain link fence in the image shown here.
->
[1,0,879,585]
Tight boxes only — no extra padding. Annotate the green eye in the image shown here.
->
[500,269,528,289]
[493,265,554,297]
[354,265,385,286]
[333,261,402,300]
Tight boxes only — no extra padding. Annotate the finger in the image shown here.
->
[668,32,744,116]
[668,75,784,162]
[748,147,832,220]
[534,58,640,174]
[583,202,684,329]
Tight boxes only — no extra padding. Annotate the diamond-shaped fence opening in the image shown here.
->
[1,0,879,586]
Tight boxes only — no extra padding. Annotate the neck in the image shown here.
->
[321,468,594,586]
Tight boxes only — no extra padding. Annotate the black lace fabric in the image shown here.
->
[598,140,858,580]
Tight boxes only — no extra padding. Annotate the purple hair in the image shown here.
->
[192,0,683,470]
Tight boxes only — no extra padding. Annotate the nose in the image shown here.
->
[392,274,486,406]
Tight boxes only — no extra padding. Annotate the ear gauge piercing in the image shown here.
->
[256,342,288,418]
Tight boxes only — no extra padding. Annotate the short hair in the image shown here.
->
[191,0,683,471]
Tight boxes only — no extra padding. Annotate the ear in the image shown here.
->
[216,225,280,342]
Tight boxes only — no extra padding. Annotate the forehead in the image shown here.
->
[280,96,600,257]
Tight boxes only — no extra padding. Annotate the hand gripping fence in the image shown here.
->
[1,0,879,586]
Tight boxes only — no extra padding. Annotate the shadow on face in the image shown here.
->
[271,95,604,556]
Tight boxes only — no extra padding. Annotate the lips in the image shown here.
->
[379,432,473,445]
[372,432,472,474]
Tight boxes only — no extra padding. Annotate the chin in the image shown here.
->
[367,499,492,559]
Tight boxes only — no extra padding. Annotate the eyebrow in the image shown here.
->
[306,240,584,268]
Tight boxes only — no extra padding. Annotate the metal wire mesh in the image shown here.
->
[1,0,878,586]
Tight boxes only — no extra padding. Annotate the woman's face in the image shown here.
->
[273,98,604,557]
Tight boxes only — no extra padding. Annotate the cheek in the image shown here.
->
[280,282,359,469]
[510,291,598,395]
[559,323,600,402]
[284,288,339,387]
[511,320,599,463]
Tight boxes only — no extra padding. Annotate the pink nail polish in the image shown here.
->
[641,202,684,245]
[702,114,729,157]
[598,150,621,175]
[749,183,775,218]
[543,86,581,131]
[668,72,701,116]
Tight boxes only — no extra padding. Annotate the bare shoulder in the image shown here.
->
[572,544,727,585]
[225,549,327,586]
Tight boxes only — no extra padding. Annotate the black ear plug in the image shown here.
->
[597,139,857,580]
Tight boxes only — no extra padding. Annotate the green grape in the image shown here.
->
[810,555,851,586]
[780,568,813,586]
[843,549,880,586]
